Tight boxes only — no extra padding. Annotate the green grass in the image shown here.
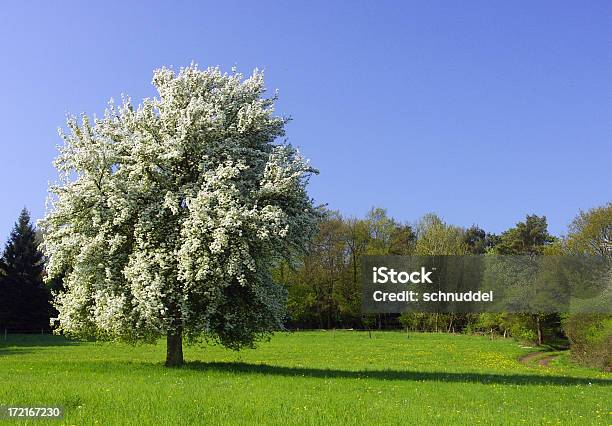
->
[0,331,610,425]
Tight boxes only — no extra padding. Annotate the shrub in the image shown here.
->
[562,314,612,371]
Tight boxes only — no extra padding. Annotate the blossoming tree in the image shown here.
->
[41,65,318,366]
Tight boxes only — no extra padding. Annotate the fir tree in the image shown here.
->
[1,208,44,279]
[0,208,53,332]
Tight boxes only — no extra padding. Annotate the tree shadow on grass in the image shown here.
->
[184,361,611,387]
[0,334,78,349]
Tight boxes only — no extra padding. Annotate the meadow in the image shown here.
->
[0,331,610,425]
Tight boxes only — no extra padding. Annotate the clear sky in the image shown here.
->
[1,1,610,243]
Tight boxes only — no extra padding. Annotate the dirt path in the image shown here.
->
[519,352,543,364]
[538,355,558,366]
[519,352,559,367]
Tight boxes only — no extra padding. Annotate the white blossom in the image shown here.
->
[40,64,318,348]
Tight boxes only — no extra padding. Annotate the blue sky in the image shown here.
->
[0,1,610,243]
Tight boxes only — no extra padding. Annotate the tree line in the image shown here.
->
[273,204,611,370]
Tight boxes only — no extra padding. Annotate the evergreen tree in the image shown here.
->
[1,208,44,279]
[495,215,555,255]
[0,208,53,332]
[463,226,500,254]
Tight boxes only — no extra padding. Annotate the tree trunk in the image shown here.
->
[536,316,543,346]
[165,328,184,367]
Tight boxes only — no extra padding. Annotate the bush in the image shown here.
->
[562,314,612,371]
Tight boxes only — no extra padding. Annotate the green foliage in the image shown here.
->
[562,314,611,371]
[399,312,429,331]
[560,203,612,370]
[0,208,54,332]
[1,208,44,280]
[478,215,565,346]
[277,208,416,328]
[278,208,586,349]
[495,214,555,255]
[465,313,512,336]
[414,214,468,255]
[463,226,500,254]
[566,203,612,256]
[399,312,462,332]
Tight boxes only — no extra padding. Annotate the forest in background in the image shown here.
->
[273,203,611,370]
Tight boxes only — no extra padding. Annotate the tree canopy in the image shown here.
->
[41,65,318,366]
[566,203,612,257]
[495,215,555,255]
